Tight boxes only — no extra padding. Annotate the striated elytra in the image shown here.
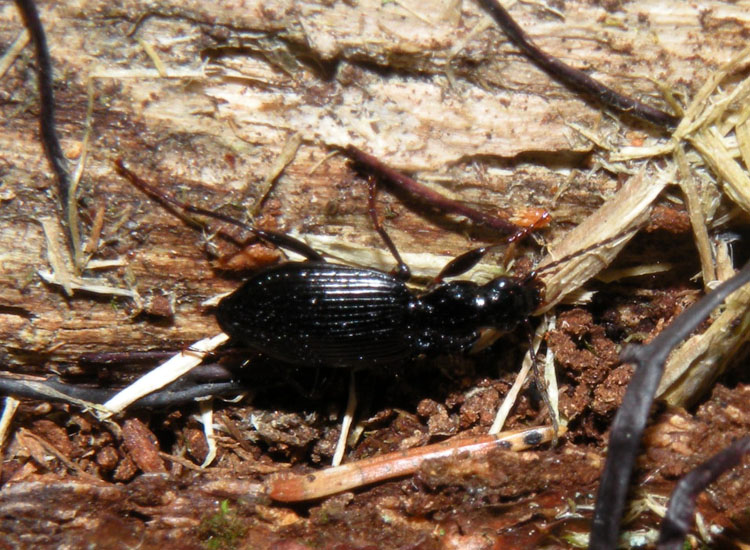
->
[215,261,541,368]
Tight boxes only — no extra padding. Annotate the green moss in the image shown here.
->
[198,500,248,550]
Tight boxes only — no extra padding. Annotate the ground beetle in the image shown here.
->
[116,159,544,370]
[215,261,541,368]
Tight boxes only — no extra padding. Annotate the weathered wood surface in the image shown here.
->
[0,0,745,370]
[3,2,750,549]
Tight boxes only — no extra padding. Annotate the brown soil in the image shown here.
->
[3,268,750,549]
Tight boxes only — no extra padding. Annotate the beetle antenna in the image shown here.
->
[524,222,649,283]
[343,145,546,236]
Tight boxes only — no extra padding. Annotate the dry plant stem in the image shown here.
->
[528,320,558,443]
[689,128,750,214]
[657,436,750,550]
[40,217,73,296]
[331,371,358,467]
[536,166,667,312]
[251,132,303,216]
[674,144,716,287]
[657,280,750,406]
[101,332,230,415]
[588,259,750,550]
[0,28,28,77]
[266,424,563,502]
[198,400,217,468]
[489,316,559,436]
[476,0,679,129]
[0,397,20,450]
[489,332,535,433]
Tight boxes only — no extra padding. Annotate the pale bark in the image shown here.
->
[0,0,742,365]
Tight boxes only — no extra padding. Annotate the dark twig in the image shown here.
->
[477,0,680,129]
[13,0,75,247]
[0,374,245,409]
[78,350,182,365]
[657,436,750,550]
[588,259,750,550]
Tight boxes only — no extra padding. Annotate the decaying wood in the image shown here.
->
[3,0,750,547]
[4,0,742,369]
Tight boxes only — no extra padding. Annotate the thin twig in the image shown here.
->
[588,259,750,550]
[657,436,750,550]
[13,0,77,254]
[0,373,245,409]
[477,0,679,129]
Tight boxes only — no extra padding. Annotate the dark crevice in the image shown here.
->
[0,305,35,319]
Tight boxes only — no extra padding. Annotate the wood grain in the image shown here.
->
[0,0,744,372]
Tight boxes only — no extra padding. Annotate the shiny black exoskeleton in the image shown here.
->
[113,149,544,370]
[215,261,541,368]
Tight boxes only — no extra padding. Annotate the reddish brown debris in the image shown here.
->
[31,419,72,458]
[122,418,167,474]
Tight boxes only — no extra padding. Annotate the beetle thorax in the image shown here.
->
[474,276,541,330]
[417,276,539,334]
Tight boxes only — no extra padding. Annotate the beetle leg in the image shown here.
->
[115,160,324,262]
[366,175,411,281]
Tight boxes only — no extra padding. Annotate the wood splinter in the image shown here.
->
[266,424,564,502]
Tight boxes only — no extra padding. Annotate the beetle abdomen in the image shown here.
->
[216,262,417,367]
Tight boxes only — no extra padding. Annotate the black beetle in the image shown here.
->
[215,261,541,368]
[115,159,543,370]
